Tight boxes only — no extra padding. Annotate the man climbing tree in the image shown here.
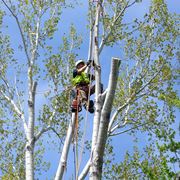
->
[71,60,95,113]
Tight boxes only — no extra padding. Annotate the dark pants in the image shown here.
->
[71,85,95,105]
[71,84,103,113]
[71,83,103,98]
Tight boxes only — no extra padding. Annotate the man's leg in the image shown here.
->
[78,89,87,106]
[90,83,103,96]
[90,85,95,96]
[71,88,82,112]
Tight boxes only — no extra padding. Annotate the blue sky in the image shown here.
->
[1,0,180,179]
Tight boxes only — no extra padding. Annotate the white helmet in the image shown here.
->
[75,59,85,67]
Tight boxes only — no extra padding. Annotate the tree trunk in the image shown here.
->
[90,58,120,179]
[91,0,102,154]
[25,144,34,180]
[55,113,76,180]
[25,81,37,180]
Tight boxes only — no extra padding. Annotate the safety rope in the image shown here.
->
[72,62,94,179]
[73,141,77,180]
[77,62,94,175]
[74,88,80,180]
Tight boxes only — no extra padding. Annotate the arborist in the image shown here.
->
[71,59,96,113]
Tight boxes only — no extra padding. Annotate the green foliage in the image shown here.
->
[0,116,26,179]
[158,92,180,108]
[0,0,179,179]
[0,9,4,26]
[104,144,177,179]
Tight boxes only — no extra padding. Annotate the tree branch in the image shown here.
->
[88,1,94,61]
[109,63,165,131]
[34,124,64,144]
[78,159,91,180]
[99,0,136,54]
[34,125,51,142]
[30,7,41,64]
[14,75,23,112]
[108,97,131,132]
[109,122,151,137]
[1,76,14,98]
[135,63,165,95]
[109,120,126,134]
[2,0,30,63]
[55,113,76,180]
[0,90,28,135]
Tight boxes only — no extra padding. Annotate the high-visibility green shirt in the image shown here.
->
[72,70,90,86]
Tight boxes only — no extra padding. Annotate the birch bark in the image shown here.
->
[26,81,37,180]
[55,113,76,180]
[90,58,120,179]
[91,0,102,155]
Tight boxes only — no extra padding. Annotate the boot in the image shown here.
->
[84,100,94,113]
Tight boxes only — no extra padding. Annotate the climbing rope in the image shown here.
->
[72,61,94,179]
[73,142,77,180]
[74,88,80,180]
[77,62,94,176]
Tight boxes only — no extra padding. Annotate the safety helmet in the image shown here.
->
[75,59,85,68]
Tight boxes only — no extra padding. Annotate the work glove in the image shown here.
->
[86,60,92,66]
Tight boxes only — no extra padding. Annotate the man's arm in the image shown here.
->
[76,64,88,74]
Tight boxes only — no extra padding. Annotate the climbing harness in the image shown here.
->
[71,88,82,113]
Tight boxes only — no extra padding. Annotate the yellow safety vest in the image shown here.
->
[72,72,90,86]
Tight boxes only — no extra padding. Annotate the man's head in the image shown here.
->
[75,60,85,69]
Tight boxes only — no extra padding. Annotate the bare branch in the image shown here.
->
[34,125,51,142]
[108,118,127,135]
[14,75,23,111]
[78,159,91,180]
[2,0,30,63]
[109,122,151,137]
[55,113,76,180]
[108,104,130,134]
[1,75,14,98]
[108,97,131,131]
[0,90,28,135]
[88,1,94,61]
[99,0,136,54]
[34,125,63,144]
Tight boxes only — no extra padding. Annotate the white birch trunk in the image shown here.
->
[89,1,103,178]
[88,1,94,62]
[25,143,34,180]
[26,81,37,180]
[55,113,76,180]
[78,159,90,180]
[91,0,102,154]
[90,58,120,179]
